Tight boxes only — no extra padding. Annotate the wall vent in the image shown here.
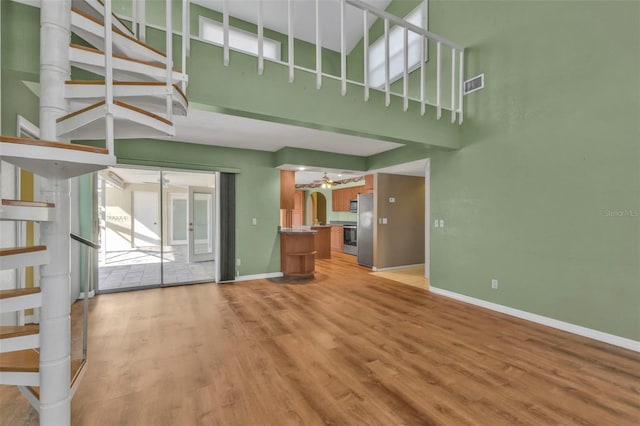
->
[464,74,484,95]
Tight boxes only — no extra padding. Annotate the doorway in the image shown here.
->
[306,192,327,225]
[97,167,218,291]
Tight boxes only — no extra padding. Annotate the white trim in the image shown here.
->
[78,289,95,299]
[229,272,283,283]
[429,286,640,352]
[372,263,424,272]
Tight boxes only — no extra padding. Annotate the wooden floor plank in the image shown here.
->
[1,252,638,425]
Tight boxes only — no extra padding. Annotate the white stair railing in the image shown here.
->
[218,0,465,125]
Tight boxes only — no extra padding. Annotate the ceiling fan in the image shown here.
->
[313,172,334,189]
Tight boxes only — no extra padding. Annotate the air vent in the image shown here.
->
[464,74,484,95]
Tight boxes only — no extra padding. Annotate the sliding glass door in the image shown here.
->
[97,167,217,292]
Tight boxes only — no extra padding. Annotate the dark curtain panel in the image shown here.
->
[218,173,236,281]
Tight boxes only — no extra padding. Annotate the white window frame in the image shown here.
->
[199,16,282,62]
[368,4,428,89]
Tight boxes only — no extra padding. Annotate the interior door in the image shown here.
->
[188,186,215,262]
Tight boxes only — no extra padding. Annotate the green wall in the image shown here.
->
[428,0,639,340]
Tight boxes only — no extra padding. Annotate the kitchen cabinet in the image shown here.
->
[292,190,304,225]
[280,230,316,278]
[332,186,363,211]
[280,170,295,210]
[311,226,331,259]
[330,225,344,252]
[363,174,374,193]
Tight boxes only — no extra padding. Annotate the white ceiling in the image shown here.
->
[164,108,403,156]
[192,0,392,53]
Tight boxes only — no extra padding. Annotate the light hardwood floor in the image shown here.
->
[1,253,639,425]
[370,266,429,290]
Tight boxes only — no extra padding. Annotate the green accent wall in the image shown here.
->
[428,0,639,340]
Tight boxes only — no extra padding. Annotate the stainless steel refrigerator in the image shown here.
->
[357,193,374,267]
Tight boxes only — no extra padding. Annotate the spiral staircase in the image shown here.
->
[0,0,187,424]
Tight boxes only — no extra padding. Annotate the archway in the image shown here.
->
[306,192,327,225]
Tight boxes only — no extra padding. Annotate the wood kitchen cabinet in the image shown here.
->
[363,174,374,193]
[280,170,295,210]
[292,190,304,226]
[330,225,344,252]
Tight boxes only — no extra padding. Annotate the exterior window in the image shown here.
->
[199,16,281,61]
[368,6,425,89]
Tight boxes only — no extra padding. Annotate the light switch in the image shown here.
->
[251,218,257,225]
[382,217,388,224]
[434,219,439,228]
[439,219,445,228]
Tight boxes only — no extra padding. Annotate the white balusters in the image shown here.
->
[288,0,294,83]
[104,0,114,153]
[436,41,441,120]
[384,18,390,107]
[182,0,188,93]
[451,48,457,123]
[403,27,409,111]
[223,0,229,66]
[340,0,346,96]
[166,0,173,122]
[258,0,264,75]
[315,0,321,89]
[363,9,369,102]
[420,36,426,116]
[458,50,464,125]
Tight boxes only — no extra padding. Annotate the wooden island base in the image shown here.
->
[279,229,317,278]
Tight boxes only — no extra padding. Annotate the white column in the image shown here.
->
[39,1,72,425]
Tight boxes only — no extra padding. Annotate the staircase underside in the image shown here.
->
[0,136,114,179]
[66,81,188,116]
[57,100,175,140]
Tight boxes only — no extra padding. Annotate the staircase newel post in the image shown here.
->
[39,1,72,425]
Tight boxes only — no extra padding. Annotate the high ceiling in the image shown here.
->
[192,0,392,53]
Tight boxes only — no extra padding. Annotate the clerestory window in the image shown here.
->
[368,5,426,89]
[199,16,282,61]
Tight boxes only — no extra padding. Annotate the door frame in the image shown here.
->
[188,185,215,263]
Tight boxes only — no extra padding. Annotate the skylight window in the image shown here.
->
[199,16,281,61]
[368,6,425,89]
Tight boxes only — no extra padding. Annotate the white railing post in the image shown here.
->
[403,27,409,111]
[384,18,390,107]
[223,0,229,66]
[451,48,457,123]
[258,0,264,75]
[436,41,441,120]
[132,0,137,38]
[288,0,294,83]
[420,35,426,116]
[363,9,369,102]
[104,0,114,154]
[315,0,321,89]
[459,50,464,124]
[340,0,346,96]
[181,0,188,93]
[166,0,173,122]
[139,0,146,42]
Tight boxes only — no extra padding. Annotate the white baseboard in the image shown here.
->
[78,290,95,299]
[373,263,425,272]
[225,272,284,283]
[429,286,640,352]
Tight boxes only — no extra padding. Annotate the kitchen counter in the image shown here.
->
[279,227,317,234]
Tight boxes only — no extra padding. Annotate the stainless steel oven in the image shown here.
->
[343,224,357,255]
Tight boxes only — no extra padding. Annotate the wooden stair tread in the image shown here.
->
[0,349,39,372]
[0,246,47,257]
[65,80,189,106]
[1,199,55,208]
[58,100,173,126]
[0,288,40,300]
[27,359,87,398]
[69,43,183,73]
[0,324,39,339]
[0,136,108,154]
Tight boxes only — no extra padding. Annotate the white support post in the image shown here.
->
[363,9,369,102]
[340,0,346,96]
[166,0,173,122]
[104,0,114,154]
[288,0,294,83]
[315,0,321,89]
[458,50,464,124]
[403,27,408,111]
[420,36,426,116]
[436,41,441,120]
[451,48,457,123]
[139,0,146,42]
[39,1,72,424]
[384,18,390,107]
[132,0,137,38]
[181,0,188,93]
[223,0,229,66]
[258,0,264,75]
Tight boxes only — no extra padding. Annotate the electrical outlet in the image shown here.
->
[388,197,396,203]
[251,218,257,225]
[382,217,388,224]
[236,258,241,266]
[491,279,498,289]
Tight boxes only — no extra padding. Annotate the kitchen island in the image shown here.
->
[279,228,317,278]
